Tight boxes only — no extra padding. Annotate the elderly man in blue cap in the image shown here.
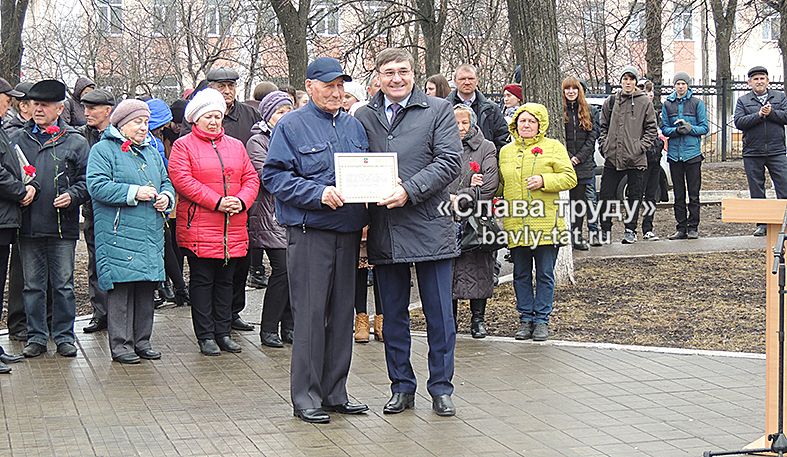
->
[263,57,370,424]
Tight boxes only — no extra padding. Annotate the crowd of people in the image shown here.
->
[0,49,784,421]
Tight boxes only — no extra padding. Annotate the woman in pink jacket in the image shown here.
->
[169,88,259,356]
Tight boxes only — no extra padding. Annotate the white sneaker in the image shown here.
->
[643,231,659,241]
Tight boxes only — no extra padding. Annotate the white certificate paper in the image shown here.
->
[334,152,398,203]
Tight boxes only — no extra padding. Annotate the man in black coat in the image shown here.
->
[205,67,263,331]
[733,66,787,236]
[446,64,509,152]
[356,48,462,417]
[10,80,89,359]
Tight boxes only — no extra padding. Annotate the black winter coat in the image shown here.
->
[446,89,510,153]
[11,119,89,239]
[355,88,462,265]
[246,122,286,249]
[564,101,597,181]
[734,89,787,157]
[77,124,105,222]
[0,121,34,230]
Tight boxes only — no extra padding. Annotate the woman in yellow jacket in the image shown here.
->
[499,103,577,341]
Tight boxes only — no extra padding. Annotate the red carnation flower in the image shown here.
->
[121,140,132,152]
[469,161,481,173]
[532,147,543,155]
[23,165,36,177]
[45,125,60,135]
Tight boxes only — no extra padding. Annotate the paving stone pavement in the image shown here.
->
[0,306,767,457]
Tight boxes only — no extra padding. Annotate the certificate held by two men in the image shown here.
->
[334,153,399,203]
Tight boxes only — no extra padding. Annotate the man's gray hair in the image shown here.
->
[375,48,415,71]
[454,64,478,79]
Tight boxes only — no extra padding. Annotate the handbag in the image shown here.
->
[459,187,506,252]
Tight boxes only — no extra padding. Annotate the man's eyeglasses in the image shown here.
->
[380,69,412,79]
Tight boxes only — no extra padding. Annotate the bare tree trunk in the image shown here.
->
[709,0,737,156]
[780,5,787,95]
[508,0,573,284]
[645,0,663,108]
[0,0,29,84]
[271,0,309,90]
[415,0,446,77]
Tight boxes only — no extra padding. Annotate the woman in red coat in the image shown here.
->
[169,88,259,356]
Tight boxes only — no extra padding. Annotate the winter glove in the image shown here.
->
[677,123,692,135]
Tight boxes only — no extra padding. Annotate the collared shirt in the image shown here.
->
[458,91,476,106]
[756,92,769,105]
[384,93,411,124]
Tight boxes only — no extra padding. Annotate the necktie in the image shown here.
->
[390,102,401,124]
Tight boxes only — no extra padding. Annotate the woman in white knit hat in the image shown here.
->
[168,88,260,356]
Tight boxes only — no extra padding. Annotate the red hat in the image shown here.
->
[503,84,522,101]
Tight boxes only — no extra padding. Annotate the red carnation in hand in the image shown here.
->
[23,165,36,177]
[469,161,481,173]
[532,147,543,155]
[45,125,60,135]
[121,140,132,152]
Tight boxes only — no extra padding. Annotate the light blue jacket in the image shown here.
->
[661,88,709,162]
[86,126,175,291]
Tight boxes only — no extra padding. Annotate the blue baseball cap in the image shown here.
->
[306,57,352,83]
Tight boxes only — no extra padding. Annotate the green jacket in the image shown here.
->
[499,104,577,248]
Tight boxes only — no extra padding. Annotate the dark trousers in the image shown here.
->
[376,259,455,397]
[231,251,250,320]
[260,248,292,334]
[641,161,661,234]
[107,281,155,358]
[569,182,589,242]
[170,218,185,273]
[599,166,645,233]
[249,247,266,276]
[162,222,186,291]
[354,268,381,315]
[744,154,787,227]
[83,213,108,319]
[189,256,237,340]
[287,227,360,410]
[669,160,702,232]
[7,244,25,334]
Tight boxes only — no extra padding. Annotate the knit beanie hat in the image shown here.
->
[146,98,173,131]
[110,99,150,129]
[503,84,523,101]
[620,65,640,83]
[673,71,692,85]
[184,88,226,124]
[170,99,187,124]
[258,91,293,123]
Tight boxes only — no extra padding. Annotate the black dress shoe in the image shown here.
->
[260,331,284,348]
[136,348,161,360]
[0,362,10,374]
[198,339,220,356]
[293,408,330,424]
[383,392,415,414]
[83,317,107,333]
[668,230,688,240]
[56,342,77,357]
[217,336,242,353]
[0,353,24,364]
[432,394,456,417]
[231,318,255,331]
[323,402,369,415]
[9,330,27,341]
[281,329,294,344]
[114,353,141,364]
[22,343,46,358]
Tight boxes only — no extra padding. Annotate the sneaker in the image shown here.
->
[621,230,637,244]
[754,226,767,237]
[532,323,549,341]
[515,322,532,340]
[56,342,77,357]
[687,229,699,239]
[643,231,659,241]
[668,230,688,240]
[22,342,47,358]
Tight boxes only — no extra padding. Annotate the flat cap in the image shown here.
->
[26,80,67,102]
[206,67,240,83]
[748,66,768,78]
[0,78,24,98]
[80,89,115,106]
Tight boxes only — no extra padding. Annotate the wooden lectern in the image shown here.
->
[722,198,787,452]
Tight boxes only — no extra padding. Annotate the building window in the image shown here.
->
[367,1,388,38]
[582,1,604,37]
[206,0,227,37]
[313,2,339,36]
[152,0,175,35]
[628,3,645,41]
[764,14,780,42]
[98,0,123,36]
[674,4,693,40]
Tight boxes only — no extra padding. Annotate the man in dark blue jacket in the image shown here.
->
[734,66,787,236]
[10,80,89,359]
[355,48,462,418]
[263,57,370,425]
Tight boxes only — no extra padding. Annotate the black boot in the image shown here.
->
[470,299,487,339]
[161,279,175,302]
